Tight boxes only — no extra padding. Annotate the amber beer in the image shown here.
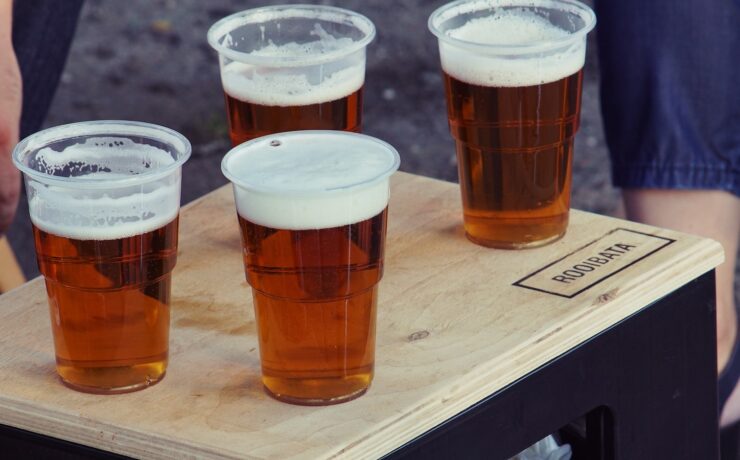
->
[224,88,363,145]
[12,121,190,394]
[444,70,584,247]
[222,131,400,405]
[33,220,178,393]
[207,5,376,145]
[429,0,596,248]
[239,210,385,403]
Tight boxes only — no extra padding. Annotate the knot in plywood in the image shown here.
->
[593,288,619,306]
[408,330,430,342]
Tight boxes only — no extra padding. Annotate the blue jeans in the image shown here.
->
[596,0,740,196]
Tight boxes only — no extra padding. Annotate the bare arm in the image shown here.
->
[0,0,22,235]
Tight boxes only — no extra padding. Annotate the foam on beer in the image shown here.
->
[439,9,585,87]
[26,137,181,240]
[221,25,365,106]
[223,133,399,230]
[222,61,364,106]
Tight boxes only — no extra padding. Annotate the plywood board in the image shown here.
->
[0,172,723,459]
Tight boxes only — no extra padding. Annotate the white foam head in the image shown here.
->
[430,1,594,87]
[221,57,365,107]
[13,122,190,241]
[221,131,400,230]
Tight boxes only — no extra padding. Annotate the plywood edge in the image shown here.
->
[690,237,725,267]
[0,397,257,460]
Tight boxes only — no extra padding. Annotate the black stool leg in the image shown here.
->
[720,423,740,460]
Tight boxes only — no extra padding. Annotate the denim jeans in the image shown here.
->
[596,0,740,196]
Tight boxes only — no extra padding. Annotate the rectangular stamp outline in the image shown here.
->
[512,228,676,298]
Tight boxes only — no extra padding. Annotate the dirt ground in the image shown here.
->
[8,0,625,278]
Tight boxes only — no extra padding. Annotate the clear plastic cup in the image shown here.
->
[13,121,191,394]
[221,130,400,405]
[208,4,376,146]
[429,0,596,248]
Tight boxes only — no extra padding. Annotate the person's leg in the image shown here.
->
[628,191,740,426]
[622,190,739,370]
[721,355,740,427]
[595,0,740,425]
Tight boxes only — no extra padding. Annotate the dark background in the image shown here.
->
[0,0,658,281]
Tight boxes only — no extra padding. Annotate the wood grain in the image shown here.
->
[0,172,723,459]
[0,236,25,293]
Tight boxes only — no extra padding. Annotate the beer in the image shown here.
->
[239,210,385,404]
[429,1,595,248]
[444,69,583,247]
[33,219,178,393]
[13,121,190,394]
[222,131,399,405]
[222,61,364,145]
[208,5,375,145]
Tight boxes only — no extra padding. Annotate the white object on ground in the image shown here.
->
[510,435,572,460]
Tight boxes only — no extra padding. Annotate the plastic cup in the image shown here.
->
[222,130,400,405]
[13,121,191,394]
[208,5,376,145]
[429,0,596,248]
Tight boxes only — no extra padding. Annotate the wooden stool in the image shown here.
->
[0,236,25,294]
[0,173,724,458]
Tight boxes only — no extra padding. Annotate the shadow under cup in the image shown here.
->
[429,0,596,249]
[12,121,191,394]
[222,131,400,405]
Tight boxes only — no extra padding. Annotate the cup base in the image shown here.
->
[465,230,565,249]
[57,359,167,394]
[263,380,369,406]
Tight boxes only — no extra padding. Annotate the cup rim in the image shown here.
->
[207,4,376,67]
[12,120,192,189]
[428,0,596,55]
[221,130,401,196]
